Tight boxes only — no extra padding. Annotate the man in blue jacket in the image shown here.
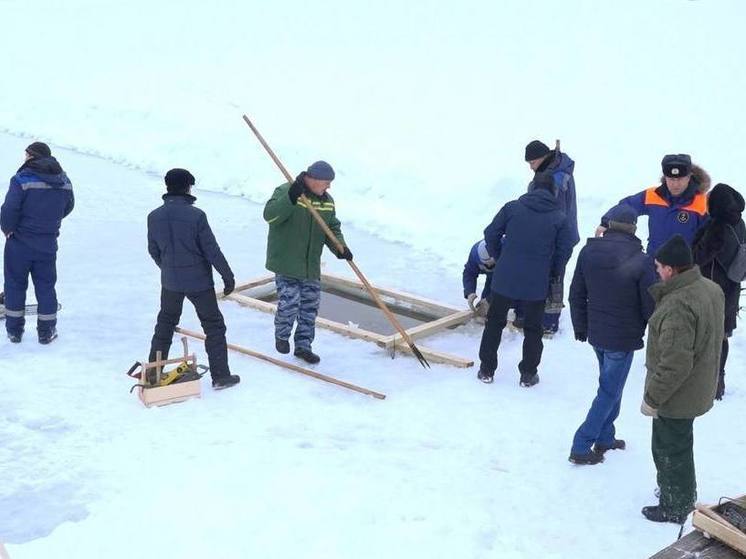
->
[568,204,657,465]
[596,154,710,254]
[514,140,580,335]
[1,142,74,344]
[147,169,239,390]
[462,239,495,315]
[478,172,575,387]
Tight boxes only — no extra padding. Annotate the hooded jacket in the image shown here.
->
[644,266,724,418]
[484,188,574,301]
[692,183,745,333]
[569,229,657,351]
[1,156,74,253]
[603,164,711,254]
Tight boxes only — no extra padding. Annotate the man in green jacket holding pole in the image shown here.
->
[263,161,351,364]
[640,234,724,524]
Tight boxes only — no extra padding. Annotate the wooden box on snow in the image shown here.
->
[692,495,746,556]
[138,380,201,408]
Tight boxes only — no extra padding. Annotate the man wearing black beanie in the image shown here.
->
[639,234,724,524]
[513,140,579,336]
[147,168,240,390]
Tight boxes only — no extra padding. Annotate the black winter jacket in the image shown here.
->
[692,183,745,334]
[147,194,233,293]
[569,230,657,351]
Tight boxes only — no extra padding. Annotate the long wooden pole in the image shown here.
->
[175,327,386,400]
[242,114,430,368]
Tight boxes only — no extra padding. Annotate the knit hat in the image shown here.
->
[606,204,638,233]
[661,154,692,178]
[306,160,335,181]
[524,140,550,162]
[26,142,51,159]
[164,168,196,194]
[655,234,693,267]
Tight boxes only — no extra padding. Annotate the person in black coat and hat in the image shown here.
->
[147,168,240,390]
[692,183,745,399]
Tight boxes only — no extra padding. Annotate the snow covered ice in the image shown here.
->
[1,1,746,558]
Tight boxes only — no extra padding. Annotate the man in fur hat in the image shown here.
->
[596,154,710,254]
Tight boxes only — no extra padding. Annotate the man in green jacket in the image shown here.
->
[263,161,351,364]
[640,235,724,524]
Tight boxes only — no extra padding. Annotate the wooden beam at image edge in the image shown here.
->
[175,327,386,400]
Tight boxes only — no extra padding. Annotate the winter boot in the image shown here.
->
[519,373,540,388]
[275,338,290,354]
[38,329,58,345]
[8,331,23,343]
[294,347,320,364]
[212,374,241,390]
[568,451,604,465]
[641,505,688,524]
[477,368,494,384]
[593,439,626,455]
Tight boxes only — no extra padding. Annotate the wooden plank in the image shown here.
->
[650,529,742,558]
[176,327,386,400]
[321,272,462,317]
[377,340,473,368]
[383,310,474,347]
[693,499,746,556]
[233,274,275,294]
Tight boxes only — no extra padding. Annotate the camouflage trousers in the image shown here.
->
[274,274,321,350]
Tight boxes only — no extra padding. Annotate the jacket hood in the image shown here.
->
[584,231,643,270]
[17,156,70,188]
[659,163,711,194]
[518,188,560,213]
[708,183,744,225]
[552,152,575,175]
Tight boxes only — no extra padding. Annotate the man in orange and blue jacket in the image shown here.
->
[597,154,710,255]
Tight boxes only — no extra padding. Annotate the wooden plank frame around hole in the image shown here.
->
[222,272,474,368]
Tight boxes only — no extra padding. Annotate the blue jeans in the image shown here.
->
[571,347,634,454]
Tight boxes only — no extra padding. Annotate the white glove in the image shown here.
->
[640,399,659,418]
[467,293,478,312]
[595,225,607,238]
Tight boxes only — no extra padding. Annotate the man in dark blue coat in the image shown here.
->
[462,239,495,315]
[478,172,574,387]
[514,140,580,335]
[568,204,657,464]
[1,142,74,343]
[147,168,239,390]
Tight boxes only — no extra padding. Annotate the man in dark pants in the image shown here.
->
[640,235,724,523]
[478,172,574,387]
[147,168,239,390]
[568,204,656,465]
[1,142,74,344]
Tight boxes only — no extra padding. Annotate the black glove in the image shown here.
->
[223,277,235,296]
[288,174,305,205]
[574,331,587,342]
[337,246,353,260]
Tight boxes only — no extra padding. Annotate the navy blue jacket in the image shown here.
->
[529,151,580,247]
[1,157,74,253]
[147,194,233,293]
[569,230,657,351]
[485,188,574,301]
[462,241,493,299]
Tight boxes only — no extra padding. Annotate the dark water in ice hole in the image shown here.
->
[259,286,436,336]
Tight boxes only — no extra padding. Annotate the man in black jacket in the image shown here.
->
[147,168,239,390]
[692,183,745,400]
[568,204,657,464]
